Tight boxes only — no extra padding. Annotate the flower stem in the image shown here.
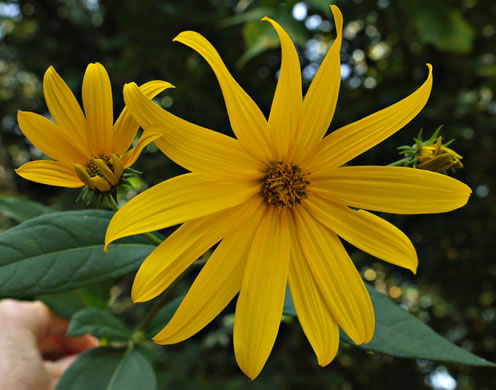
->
[133,292,171,334]
[106,193,163,246]
[106,193,120,211]
[387,157,411,167]
[142,232,163,246]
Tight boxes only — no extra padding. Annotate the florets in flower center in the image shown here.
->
[73,153,124,192]
[261,162,310,209]
[87,157,114,178]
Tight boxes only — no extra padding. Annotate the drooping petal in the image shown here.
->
[132,196,262,302]
[120,130,162,168]
[124,83,266,181]
[306,195,418,273]
[82,63,113,157]
[293,206,375,345]
[15,160,83,188]
[263,17,302,161]
[287,212,339,366]
[105,173,259,249]
[43,66,88,150]
[304,64,433,171]
[17,111,89,165]
[153,197,265,344]
[112,80,174,155]
[312,166,472,214]
[173,31,272,163]
[294,5,343,163]
[234,207,290,380]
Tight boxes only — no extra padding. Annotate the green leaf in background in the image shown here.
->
[146,296,184,337]
[39,280,113,318]
[67,308,132,341]
[0,196,55,223]
[238,10,307,66]
[411,2,474,53]
[55,347,157,390]
[284,284,495,366]
[0,210,156,298]
[307,0,337,14]
[221,7,276,27]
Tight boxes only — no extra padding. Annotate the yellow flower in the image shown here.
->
[417,136,463,172]
[15,63,170,192]
[105,6,471,379]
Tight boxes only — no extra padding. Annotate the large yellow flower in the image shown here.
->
[15,63,169,192]
[105,6,471,379]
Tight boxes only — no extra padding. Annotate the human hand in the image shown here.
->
[0,299,98,390]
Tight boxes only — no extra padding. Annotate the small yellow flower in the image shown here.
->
[105,6,471,379]
[417,136,463,172]
[15,63,171,192]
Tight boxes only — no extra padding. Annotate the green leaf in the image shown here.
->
[221,8,275,27]
[307,0,336,14]
[146,296,184,337]
[68,308,132,341]
[56,347,157,390]
[0,210,155,298]
[0,196,55,223]
[39,280,113,318]
[284,284,494,366]
[412,4,474,53]
[238,12,307,67]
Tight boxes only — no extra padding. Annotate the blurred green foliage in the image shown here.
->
[1,0,495,389]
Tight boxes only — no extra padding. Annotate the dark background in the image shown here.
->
[1,0,495,389]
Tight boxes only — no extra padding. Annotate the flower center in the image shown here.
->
[86,157,114,178]
[73,153,124,192]
[261,162,310,209]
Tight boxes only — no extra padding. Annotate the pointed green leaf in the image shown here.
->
[146,296,184,337]
[68,308,132,341]
[0,210,155,298]
[0,196,55,223]
[56,347,157,390]
[284,284,494,366]
[39,280,113,318]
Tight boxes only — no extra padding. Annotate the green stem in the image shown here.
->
[133,292,171,334]
[106,194,163,246]
[142,232,163,246]
[106,193,120,212]
[388,157,411,167]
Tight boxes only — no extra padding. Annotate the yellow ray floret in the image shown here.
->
[106,4,471,379]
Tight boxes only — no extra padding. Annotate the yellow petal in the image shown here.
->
[173,31,272,163]
[43,66,88,150]
[287,212,339,366]
[89,175,111,192]
[153,197,265,344]
[82,63,113,157]
[110,154,124,179]
[312,166,472,214]
[306,196,418,273]
[112,80,174,155]
[293,206,375,344]
[132,197,262,302]
[105,173,259,249]
[234,207,290,379]
[17,111,89,165]
[15,160,83,188]
[305,64,433,171]
[123,83,265,180]
[120,130,162,169]
[294,5,343,163]
[94,158,119,186]
[262,17,302,161]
